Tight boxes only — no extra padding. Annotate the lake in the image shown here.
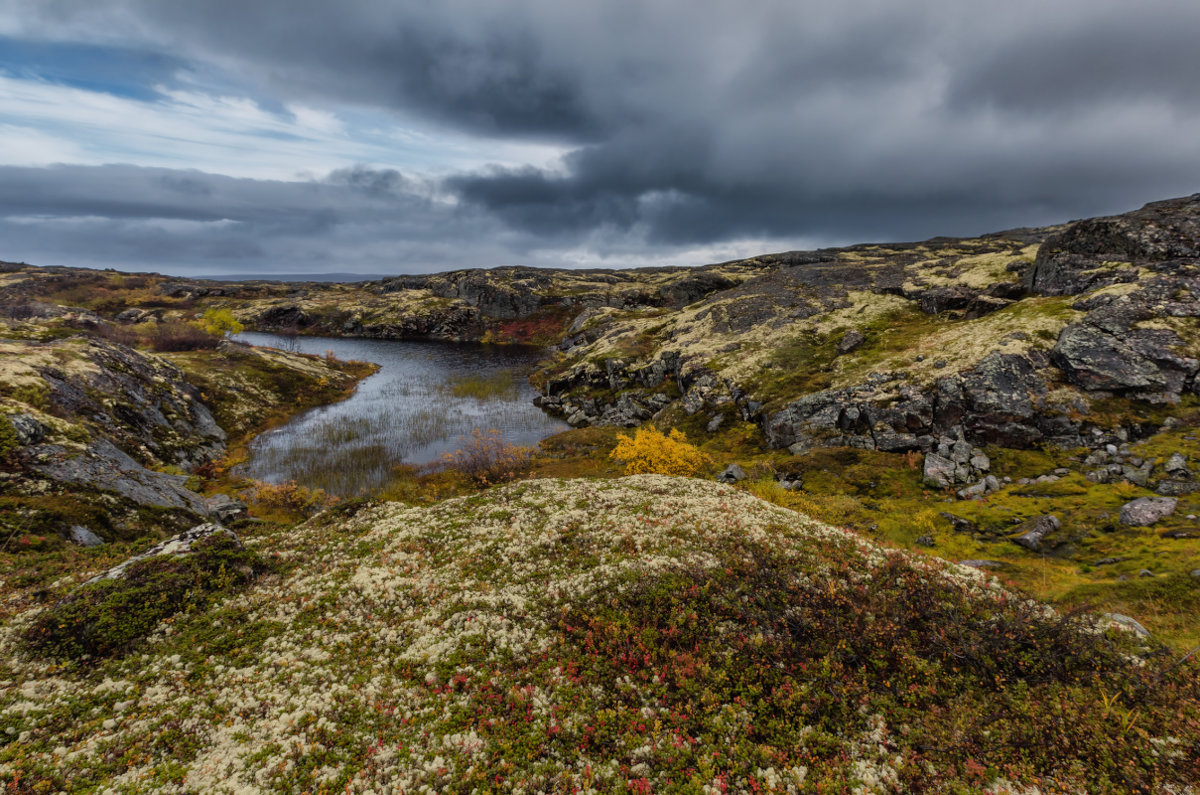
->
[234,332,568,496]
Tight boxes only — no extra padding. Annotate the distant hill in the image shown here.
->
[192,272,387,283]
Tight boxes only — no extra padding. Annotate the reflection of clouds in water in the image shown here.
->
[233,333,567,496]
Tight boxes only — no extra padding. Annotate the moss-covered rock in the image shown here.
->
[22,527,269,659]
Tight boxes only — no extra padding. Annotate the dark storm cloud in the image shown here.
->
[12,0,604,139]
[6,0,1200,265]
[0,164,537,274]
[945,12,1200,115]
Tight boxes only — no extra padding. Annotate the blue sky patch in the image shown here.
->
[0,36,184,101]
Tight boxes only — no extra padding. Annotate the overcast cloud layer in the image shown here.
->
[1,0,1199,276]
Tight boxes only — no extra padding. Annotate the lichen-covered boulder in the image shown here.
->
[1119,497,1178,527]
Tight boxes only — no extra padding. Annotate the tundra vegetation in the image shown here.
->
[1,194,1199,791]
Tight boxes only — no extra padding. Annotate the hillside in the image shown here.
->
[0,306,374,617]
[2,196,1199,641]
[4,477,1197,793]
[1,196,1199,792]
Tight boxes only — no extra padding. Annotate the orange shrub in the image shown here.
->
[443,428,531,485]
[246,480,337,518]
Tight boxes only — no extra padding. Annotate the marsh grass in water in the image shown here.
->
[235,334,566,497]
[441,370,520,401]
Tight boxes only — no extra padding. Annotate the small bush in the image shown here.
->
[23,533,269,659]
[4,383,49,410]
[149,321,220,352]
[93,322,142,347]
[1113,480,1142,498]
[609,426,712,477]
[443,428,531,485]
[246,480,337,518]
[199,307,244,338]
[0,414,18,461]
[555,543,1200,791]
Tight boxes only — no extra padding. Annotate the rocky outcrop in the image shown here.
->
[0,328,366,545]
[761,351,1074,455]
[2,336,227,470]
[538,195,1200,458]
[921,436,993,489]
[1083,446,1196,493]
[30,439,211,515]
[1051,288,1199,400]
[1026,194,1200,296]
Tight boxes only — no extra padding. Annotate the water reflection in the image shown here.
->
[233,332,567,496]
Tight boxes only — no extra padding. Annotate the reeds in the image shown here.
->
[440,370,519,401]
[238,364,563,497]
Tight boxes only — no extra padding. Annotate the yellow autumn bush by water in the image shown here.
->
[609,426,712,476]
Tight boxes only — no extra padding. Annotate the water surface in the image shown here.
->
[234,332,567,495]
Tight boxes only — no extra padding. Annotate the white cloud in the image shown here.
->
[0,72,566,180]
[0,123,87,163]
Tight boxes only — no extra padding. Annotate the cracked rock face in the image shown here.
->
[30,439,211,515]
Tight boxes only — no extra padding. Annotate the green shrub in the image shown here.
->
[0,414,17,460]
[4,383,49,410]
[247,479,338,519]
[23,533,269,660]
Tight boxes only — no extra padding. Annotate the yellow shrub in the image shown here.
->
[609,427,712,477]
[246,480,336,518]
[200,307,244,337]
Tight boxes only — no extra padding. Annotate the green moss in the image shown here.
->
[749,328,839,402]
[3,383,49,410]
[840,307,944,371]
[0,414,17,460]
[1088,394,1200,429]
[22,532,270,660]
[984,445,1074,478]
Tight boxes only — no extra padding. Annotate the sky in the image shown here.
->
[1,0,1199,277]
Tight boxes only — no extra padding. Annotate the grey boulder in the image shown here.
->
[68,525,105,547]
[206,493,249,524]
[9,414,46,445]
[1012,515,1061,552]
[1104,613,1150,638]
[717,464,747,484]
[1119,497,1178,527]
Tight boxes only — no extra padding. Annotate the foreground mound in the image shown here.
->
[3,477,1198,793]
